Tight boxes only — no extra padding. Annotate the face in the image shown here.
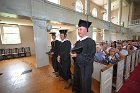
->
[109,48,116,56]
[128,41,132,45]
[77,26,87,38]
[60,34,65,41]
[117,44,123,50]
[96,47,101,53]
[103,44,108,50]
[51,35,56,40]
[111,42,115,47]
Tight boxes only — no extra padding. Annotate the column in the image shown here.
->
[118,0,122,25]
[107,0,111,42]
[107,0,111,22]
[85,0,90,15]
[109,29,112,42]
[102,29,105,41]
[128,1,134,25]
[88,26,93,38]
[32,18,49,68]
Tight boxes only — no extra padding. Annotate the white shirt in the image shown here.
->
[79,36,89,41]
[61,39,68,42]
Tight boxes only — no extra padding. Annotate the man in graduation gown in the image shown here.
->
[57,30,72,89]
[50,32,60,77]
[71,19,96,93]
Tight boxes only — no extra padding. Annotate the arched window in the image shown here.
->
[75,0,83,13]
[47,0,60,4]
[92,32,96,41]
[103,13,107,21]
[92,8,97,17]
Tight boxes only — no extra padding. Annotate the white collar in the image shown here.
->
[52,39,56,41]
[79,36,88,41]
[61,39,68,42]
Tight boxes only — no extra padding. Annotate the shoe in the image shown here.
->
[64,79,72,89]
[0,73,3,75]
[59,77,64,81]
[55,72,59,77]
[91,90,95,93]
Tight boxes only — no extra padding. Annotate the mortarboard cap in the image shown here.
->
[49,32,56,36]
[71,47,83,54]
[59,30,68,35]
[78,19,92,31]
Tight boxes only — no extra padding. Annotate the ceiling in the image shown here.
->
[0,0,130,30]
[0,16,76,32]
[92,0,108,6]
[92,0,127,11]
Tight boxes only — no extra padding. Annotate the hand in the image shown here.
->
[102,54,105,58]
[51,52,54,55]
[70,52,77,57]
[57,56,60,62]
[115,48,119,53]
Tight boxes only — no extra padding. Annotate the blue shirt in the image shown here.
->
[94,51,104,62]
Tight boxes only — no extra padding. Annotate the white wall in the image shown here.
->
[0,25,35,55]
[112,32,117,41]
[111,5,129,27]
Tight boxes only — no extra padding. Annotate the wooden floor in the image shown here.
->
[0,56,112,93]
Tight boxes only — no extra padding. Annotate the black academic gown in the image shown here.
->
[58,40,71,80]
[72,37,96,93]
[51,40,60,72]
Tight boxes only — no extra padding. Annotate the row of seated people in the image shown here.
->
[94,41,138,77]
[0,47,31,60]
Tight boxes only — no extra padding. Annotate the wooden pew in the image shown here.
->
[124,55,131,80]
[112,59,125,92]
[92,62,113,93]
[130,52,135,72]
[135,50,139,67]
[138,49,140,63]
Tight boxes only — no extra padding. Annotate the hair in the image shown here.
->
[109,48,116,53]
[96,45,101,49]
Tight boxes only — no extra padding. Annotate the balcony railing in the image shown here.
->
[130,19,140,25]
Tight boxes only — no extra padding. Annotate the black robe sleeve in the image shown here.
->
[51,40,60,55]
[58,40,71,61]
[75,38,96,66]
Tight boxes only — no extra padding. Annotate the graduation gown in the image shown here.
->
[58,39,71,80]
[51,40,60,72]
[72,37,96,93]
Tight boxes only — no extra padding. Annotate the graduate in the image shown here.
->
[71,19,96,93]
[50,32,60,77]
[57,30,72,89]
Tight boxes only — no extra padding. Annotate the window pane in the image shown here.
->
[3,26,19,33]
[1,26,21,44]
[103,13,107,21]
[2,34,21,44]
[75,0,83,13]
[48,0,59,4]
[92,8,97,17]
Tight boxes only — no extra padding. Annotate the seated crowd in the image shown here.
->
[94,40,139,77]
